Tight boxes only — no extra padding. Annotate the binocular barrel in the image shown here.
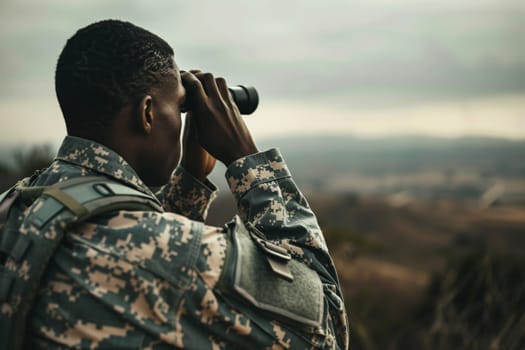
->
[181,84,259,115]
[227,85,259,115]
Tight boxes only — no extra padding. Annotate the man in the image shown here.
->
[10,20,348,349]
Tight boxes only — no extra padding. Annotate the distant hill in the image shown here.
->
[206,135,525,203]
[0,142,59,168]
[0,148,13,167]
[1,135,524,200]
[258,135,525,177]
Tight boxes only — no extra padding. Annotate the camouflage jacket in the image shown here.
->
[23,136,349,349]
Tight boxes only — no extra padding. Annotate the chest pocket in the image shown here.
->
[220,216,324,334]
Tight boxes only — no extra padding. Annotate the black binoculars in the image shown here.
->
[181,85,258,115]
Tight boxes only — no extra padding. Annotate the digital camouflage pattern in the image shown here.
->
[14,136,348,349]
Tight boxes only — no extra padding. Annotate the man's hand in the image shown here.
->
[181,114,216,182]
[181,70,259,166]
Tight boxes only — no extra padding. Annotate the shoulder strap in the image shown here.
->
[19,176,164,228]
[0,176,163,350]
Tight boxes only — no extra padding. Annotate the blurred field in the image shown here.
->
[207,192,525,349]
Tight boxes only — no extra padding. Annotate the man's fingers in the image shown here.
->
[194,72,222,102]
[183,70,229,112]
[181,71,207,111]
[216,77,233,106]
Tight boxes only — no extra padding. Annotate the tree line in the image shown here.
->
[0,145,54,192]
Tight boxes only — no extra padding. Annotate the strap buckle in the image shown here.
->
[248,223,294,281]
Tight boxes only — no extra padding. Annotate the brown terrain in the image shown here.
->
[207,192,525,349]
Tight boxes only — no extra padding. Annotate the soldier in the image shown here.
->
[6,20,349,349]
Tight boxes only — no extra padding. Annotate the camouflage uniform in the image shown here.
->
[24,136,348,349]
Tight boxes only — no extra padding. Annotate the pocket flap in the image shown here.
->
[231,217,324,329]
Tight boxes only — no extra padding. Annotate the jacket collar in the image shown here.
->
[55,136,154,196]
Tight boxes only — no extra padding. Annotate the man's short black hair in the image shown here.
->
[55,19,176,137]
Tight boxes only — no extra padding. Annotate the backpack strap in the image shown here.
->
[0,176,163,350]
[18,176,164,228]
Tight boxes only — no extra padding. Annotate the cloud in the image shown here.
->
[0,0,524,141]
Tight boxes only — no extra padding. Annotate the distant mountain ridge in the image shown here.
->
[1,135,523,171]
[246,135,525,201]
[1,135,524,200]
[258,135,525,176]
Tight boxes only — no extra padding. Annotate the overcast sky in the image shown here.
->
[1,0,524,145]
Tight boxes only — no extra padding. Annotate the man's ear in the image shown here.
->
[138,95,154,134]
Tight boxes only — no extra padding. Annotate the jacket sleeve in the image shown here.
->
[156,166,218,222]
[225,148,349,349]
